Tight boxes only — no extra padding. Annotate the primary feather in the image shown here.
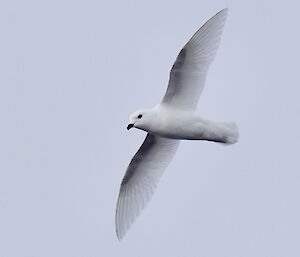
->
[116,134,179,240]
[162,8,228,109]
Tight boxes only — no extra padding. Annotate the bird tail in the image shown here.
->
[219,122,239,145]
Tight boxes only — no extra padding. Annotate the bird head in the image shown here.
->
[127,109,154,132]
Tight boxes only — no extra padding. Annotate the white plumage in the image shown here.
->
[116,8,238,240]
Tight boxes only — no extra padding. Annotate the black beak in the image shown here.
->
[127,124,134,130]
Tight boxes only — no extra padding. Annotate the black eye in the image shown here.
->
[138,114,142,119]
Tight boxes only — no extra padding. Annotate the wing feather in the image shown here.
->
[115,134,179,240]
[162,8,228,109]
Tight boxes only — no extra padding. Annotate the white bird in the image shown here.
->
[115,8,238,240]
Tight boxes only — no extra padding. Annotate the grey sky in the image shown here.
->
[0,0,299,256]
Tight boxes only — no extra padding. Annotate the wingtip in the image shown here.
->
[116,231,123,241]
[212,8,229,31]
[115,201,125,241]
[214,8,229,20]
[115,225,121,241]
[219,8,229,14]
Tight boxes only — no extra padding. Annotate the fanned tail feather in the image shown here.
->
[220,122,239,144]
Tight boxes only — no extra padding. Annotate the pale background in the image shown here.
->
[0,0,299,256]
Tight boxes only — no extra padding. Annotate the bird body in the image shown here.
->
[115,8,239,240]
[130,105,238,143]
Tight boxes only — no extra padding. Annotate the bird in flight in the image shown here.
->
[115,8,238,240]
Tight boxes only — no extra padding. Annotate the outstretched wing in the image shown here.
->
[115,134,179,240]
[162,8,228,110]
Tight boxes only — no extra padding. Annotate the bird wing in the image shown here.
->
[115,134,179,240]
[161,8,228,110]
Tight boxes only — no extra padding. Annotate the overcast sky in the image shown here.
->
[0,0,299,256]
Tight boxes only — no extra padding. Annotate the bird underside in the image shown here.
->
[148,118,239,145]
